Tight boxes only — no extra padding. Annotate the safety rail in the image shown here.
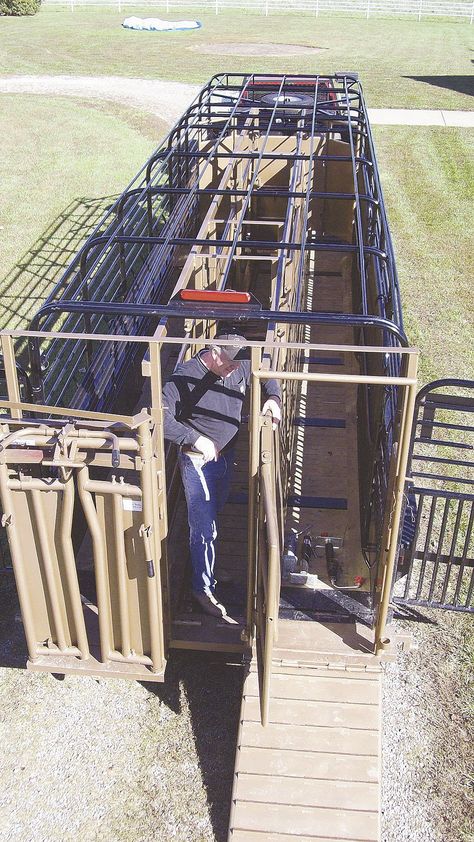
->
[255,412,282,725]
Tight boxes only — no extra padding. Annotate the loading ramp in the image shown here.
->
[229,631,383,842]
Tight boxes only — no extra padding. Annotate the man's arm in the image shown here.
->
[262,376,281,403]
[242,360,281,403]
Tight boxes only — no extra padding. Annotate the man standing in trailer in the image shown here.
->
[162,332,281,620]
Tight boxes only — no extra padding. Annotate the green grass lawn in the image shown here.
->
[1,6,473,110]
[373,124,474,385]
[0,95,166,330]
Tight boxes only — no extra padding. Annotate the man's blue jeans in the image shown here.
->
[179,449,234,595]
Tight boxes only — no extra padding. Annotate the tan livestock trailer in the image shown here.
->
[1,74,472,841]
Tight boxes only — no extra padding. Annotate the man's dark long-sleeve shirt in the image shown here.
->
[162,352,281,452]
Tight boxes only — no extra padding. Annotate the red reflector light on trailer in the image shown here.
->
[179,290,251,304]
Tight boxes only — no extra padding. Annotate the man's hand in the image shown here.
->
[261,398,281,430]
[194,435,218,463]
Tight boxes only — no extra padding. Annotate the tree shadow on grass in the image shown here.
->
[0,194,119,332]
[404,75,474,98]
[143,651,245,842]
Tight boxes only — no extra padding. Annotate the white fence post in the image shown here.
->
[215,0,218,13]
[366,0,370,18]
[470,0,474,23]
[166,0,170,12]
[265,0,268,15]
[418,0,423,21]
[315,0,319,15]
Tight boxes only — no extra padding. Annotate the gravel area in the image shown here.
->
[383,609,473,842]
[1,571,471,842]
[0,578,243,842]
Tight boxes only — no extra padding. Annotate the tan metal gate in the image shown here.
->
[0,410,167,681]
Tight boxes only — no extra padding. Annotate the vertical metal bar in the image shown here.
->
[30,489,68,652]
[219,77,287,292]
[112,494,132,657]
[149,341,170,640]
[465,556,474,606]
[246,346,262,638]
[137,419,165,673]
[59,468,90,659]
[0,463,39,660]
[262,538,277,727]
[415,494,438,600]
[375,353,418,654]
[401,491,424,600]
[28,333,45,404]
[77,466,114,661]
[453,502,473,607]
[1,335,22,420]
[440,498,464,604]
[343,75,367,316]
[427,495,451,601]
[149,340,170,536]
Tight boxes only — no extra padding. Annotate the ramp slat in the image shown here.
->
[244,696,378,729]
[235,773,378,811]
[231,802,379,840]
[236,746,378,782]
[241,721,378,755]
[245,671,379,705]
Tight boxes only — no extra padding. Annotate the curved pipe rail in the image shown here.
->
[75,233,389,285]
[30,299,408,346]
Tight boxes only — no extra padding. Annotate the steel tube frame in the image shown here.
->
[374,352,418,652]
[30,301,407,344]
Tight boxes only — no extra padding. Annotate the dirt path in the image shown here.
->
[1,76,473,127]
[0,75,200,123]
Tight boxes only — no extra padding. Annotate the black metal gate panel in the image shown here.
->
[394,379,474,612]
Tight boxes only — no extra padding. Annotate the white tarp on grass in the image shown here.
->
[122,17,201,31]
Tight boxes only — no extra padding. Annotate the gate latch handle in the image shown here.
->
[139,524,155,578]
